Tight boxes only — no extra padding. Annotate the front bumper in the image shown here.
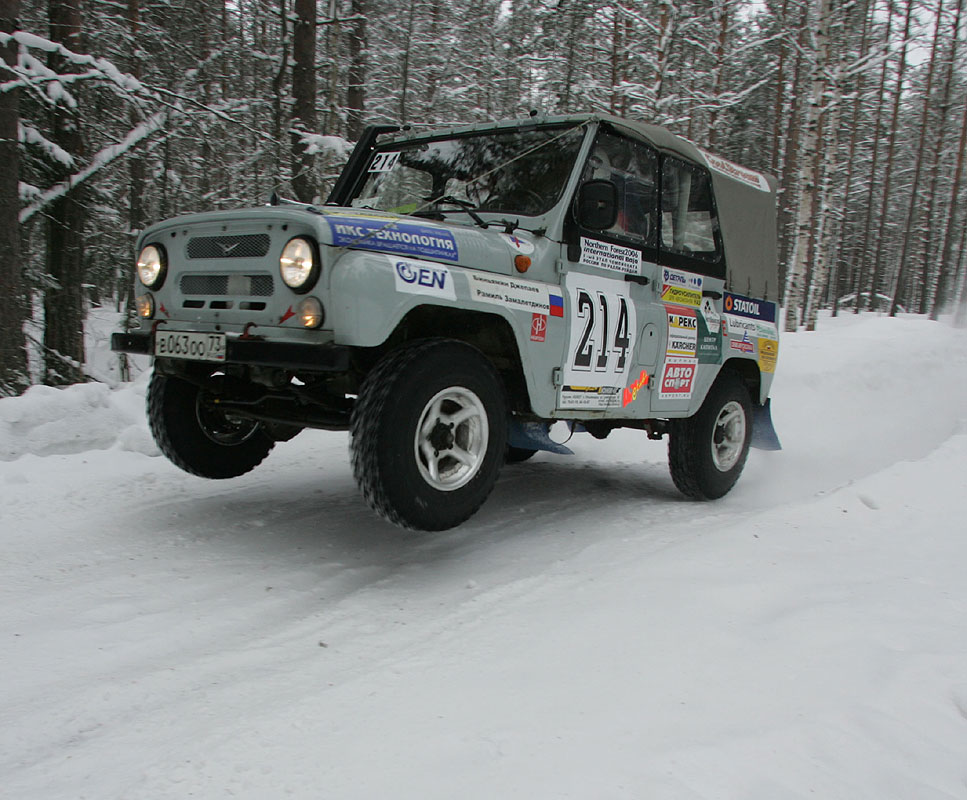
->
[111,331,351,372]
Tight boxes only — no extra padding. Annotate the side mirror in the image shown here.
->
[577,179,618,230]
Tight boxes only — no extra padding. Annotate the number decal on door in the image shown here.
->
[563,274,637,387]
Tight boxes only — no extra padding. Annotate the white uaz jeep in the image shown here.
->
[114,113,781,530]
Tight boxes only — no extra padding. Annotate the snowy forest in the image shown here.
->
[1,0,966,396]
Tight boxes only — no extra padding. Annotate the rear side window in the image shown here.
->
[660,157,724,275]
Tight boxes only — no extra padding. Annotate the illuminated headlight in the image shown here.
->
[136,244,166,289]
[296,297,324,329]
[280,237,318,292]
[135,294,154,318]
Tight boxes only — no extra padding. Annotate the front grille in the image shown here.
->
[180,274,274,296]
[187,234,271,259]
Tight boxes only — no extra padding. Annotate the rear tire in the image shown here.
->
[668,371,752,499]
[147,371,274,479]
[350,340,507,531]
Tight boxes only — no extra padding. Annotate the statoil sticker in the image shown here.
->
[579,237,642,275]
[666,305,698,358]
[326,214,459,262]
[723,291,776,323]
[658,358,698,400]
[391,256,456,300]
[559,385,622,409]
[758,338,778,373]
[661,268,702,307]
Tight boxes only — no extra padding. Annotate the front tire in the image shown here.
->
[147,371,275,479]
[668,371,752,499]
[350,340,508,531]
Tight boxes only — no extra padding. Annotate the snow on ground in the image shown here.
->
[2,312,967,799]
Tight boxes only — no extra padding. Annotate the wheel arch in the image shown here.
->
[379,304,533,414]
[720,357,763,405]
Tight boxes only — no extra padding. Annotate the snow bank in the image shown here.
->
[0,378,157,461]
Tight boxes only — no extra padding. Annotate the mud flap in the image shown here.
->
[507,419,574,455]
[750,398,782,451]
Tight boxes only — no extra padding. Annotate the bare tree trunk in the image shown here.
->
[933,84,967,319]
[398,0,417,123]
[705,0,731,150]
[922,0,964,316]
[290,0,317,203]
[890,0,945,317]
[770,0,791,176]
[777,0,810,302]
[44,0,87,385]
[831,0,873,317]
[652,0,676,121]
[785,0,833,332]
[0,0,29,395]
[346,0,367,139]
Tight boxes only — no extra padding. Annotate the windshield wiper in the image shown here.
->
[426,196,489,229]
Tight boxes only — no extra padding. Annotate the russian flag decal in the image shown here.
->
[549,293,564,318]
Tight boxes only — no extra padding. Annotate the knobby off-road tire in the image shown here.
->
[350,340,508,531]
[668,371,752,500]
[147,371,274,479]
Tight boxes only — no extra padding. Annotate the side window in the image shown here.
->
[660,158,723,269]
[581,132,658,249]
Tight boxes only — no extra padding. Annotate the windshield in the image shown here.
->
[349,124,587,218]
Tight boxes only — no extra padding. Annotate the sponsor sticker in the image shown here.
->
[758,338,778,373]
[468,272,558,316]
[559,385,622,409]
[392,257,456,300]
[666,305,698,358]
[501,233,536,254]
[661,268,702,308]
[579,237,642,276]
[326,214,459,261]
[530,313,547,342]
[697,310,722,365]
[723,291,777,323]
[700,296,721,328]
[697,148,771,193]
[622,370,649,407]
[729,331,756,354]
[658,358,698,400]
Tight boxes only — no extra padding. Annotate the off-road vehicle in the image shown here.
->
[113,113,781,530]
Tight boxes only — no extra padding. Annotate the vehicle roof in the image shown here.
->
[383,113,780,301]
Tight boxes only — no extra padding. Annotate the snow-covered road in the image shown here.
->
[3,313,967,799]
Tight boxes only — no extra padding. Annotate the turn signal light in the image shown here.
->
[514,255,531,273]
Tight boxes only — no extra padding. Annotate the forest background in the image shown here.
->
[1,0,965,396]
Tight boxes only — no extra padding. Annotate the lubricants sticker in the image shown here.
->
[530,313,547,342]
[658,358,698,400]
[661,268,702,308]
[758,338,778,373]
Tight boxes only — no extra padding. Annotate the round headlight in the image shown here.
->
[137,244,167,289]
[280,237,317,292]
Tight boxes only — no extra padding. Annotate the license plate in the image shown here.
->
[154,330,226,362]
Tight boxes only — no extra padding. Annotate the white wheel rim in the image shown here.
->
[414,386,489,491]
[710,400,746,472]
